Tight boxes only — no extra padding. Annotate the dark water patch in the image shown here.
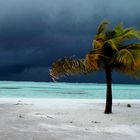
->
[32,89,86,95]
[0,87,20,89]
[55,91,86,95]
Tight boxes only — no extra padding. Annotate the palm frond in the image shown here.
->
[114,23,123,32]
[110,27,140,46]
[124,43,140,50]
[93,21,109,49]
[97,20,109,34]
[122,27,140,39]
[85,49,106,69]
[93,34,106,49]
[133,62,140,77]
[117,43,140,60]
[104,40,118,51]
[49,58,93,81]
[113,49,140,75]
[114,61,140,78]
[115,63,136,75]
[114,49,135,67]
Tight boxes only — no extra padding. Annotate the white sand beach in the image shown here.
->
[0,98,140,140]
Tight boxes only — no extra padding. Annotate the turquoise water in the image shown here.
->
[0,81,139,99]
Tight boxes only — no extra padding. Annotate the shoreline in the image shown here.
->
[0,97,140,104]
[0,98,140,140]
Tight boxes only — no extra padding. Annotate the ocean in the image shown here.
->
[0,81,139,99]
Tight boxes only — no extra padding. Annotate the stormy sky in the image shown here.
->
[0,0,140,83]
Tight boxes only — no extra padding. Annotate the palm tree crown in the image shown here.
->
[50,21,140,80]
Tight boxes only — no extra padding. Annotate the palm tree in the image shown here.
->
[49,21,140,114]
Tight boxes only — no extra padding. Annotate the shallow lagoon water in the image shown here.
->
[0,81,139,99]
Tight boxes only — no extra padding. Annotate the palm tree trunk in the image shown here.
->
[104,68,112,114]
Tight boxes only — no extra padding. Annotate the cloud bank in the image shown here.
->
[0,0,140,83]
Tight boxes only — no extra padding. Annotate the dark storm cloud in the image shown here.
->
[0,0,140,82]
